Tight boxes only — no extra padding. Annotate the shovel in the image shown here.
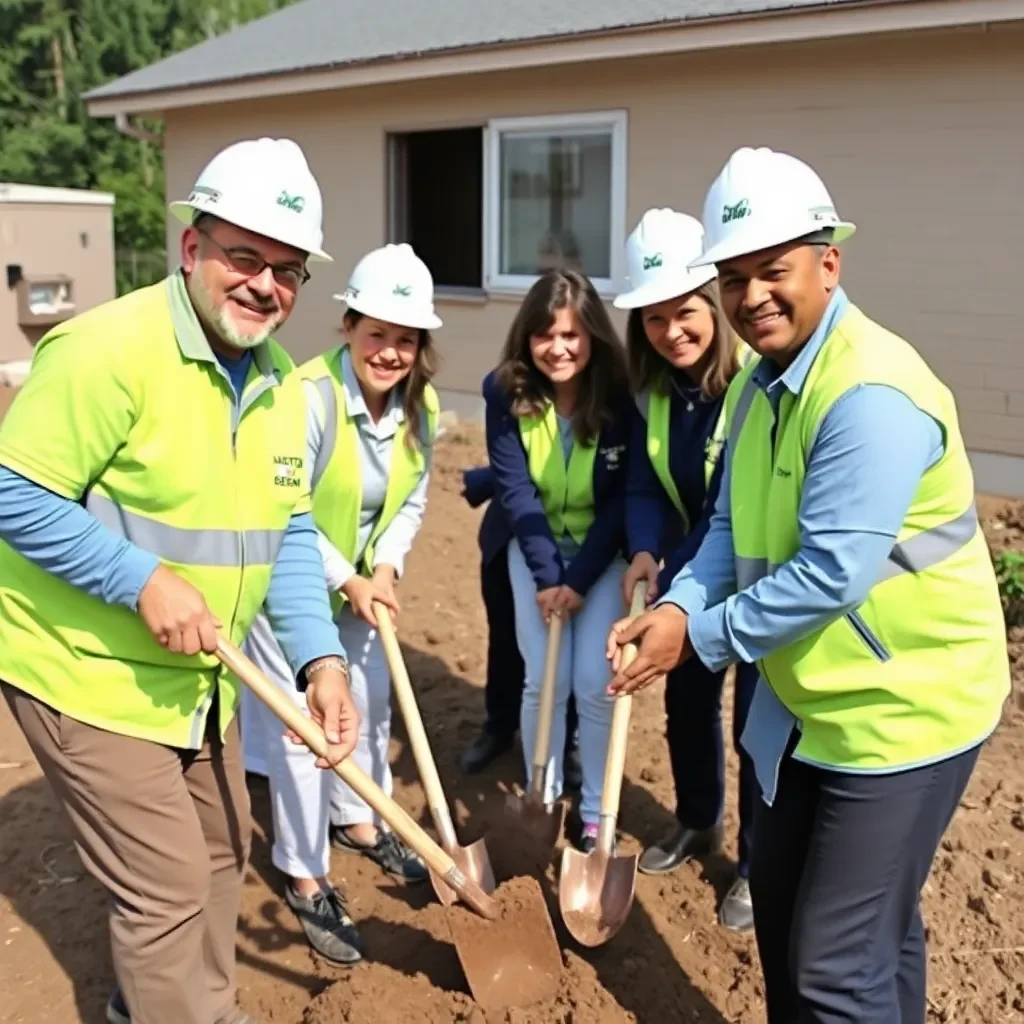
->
[215,636,496,920]
[217,636,564,1013]
[504,611,568,856]
[558,581,647,947]
[373,602,496,907]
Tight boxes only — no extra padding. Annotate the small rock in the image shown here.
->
[640,767,657,783]
[424,630,442,646]
[982,867,1004,891]
[1011,811,1024,832]
[966,893,987,915]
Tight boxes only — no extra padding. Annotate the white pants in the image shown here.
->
[240,606,393,880]
[507,539,626,826]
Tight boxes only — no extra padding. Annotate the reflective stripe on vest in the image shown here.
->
[518,403,597,544]
[727,306,1009,770]
[0,279,308,750]
[86,493,287,567]
[301,349,438,612]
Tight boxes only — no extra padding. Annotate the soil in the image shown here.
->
[0,413,1022,1023]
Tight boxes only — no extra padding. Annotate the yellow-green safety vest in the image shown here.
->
[301,348,438,615]
[639,344,757,531]
[0,277,309,748]
[727,304,1009,770]
[518,402,597,544]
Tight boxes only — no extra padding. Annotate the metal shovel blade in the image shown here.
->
[558,845,639,947]
[503,785,568,856]
[447,875,564,1013]
[430,835,496,907]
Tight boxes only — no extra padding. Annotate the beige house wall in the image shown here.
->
[0,203,116,362]
[162,25,1024,486]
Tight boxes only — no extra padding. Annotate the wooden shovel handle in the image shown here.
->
[373,603,458,850]
[529,612,564,797]
[215,636,484,908]
[597,581,648,852]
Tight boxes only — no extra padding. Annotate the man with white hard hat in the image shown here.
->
[608,146,1010,1021]
[0,137,358,1024]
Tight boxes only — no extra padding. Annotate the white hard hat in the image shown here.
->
[333,243,442,331]
[613,208,718,310]
[691,146,856,267]
[169,137,332,262]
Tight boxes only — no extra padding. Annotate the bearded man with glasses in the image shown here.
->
[0,137,358,1024]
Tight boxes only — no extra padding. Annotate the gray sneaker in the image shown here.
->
[718,875,755,932]
[284,883,364,964]
[331,826,429,884]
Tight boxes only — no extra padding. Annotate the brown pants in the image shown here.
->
[2,683,251,1024]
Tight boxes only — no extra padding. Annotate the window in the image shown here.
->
[387,109,627,297]
[388,127,484,292]
[486,111,627,295]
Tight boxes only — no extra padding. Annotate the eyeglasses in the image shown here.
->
[196,225,311,290]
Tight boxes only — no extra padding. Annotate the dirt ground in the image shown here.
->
[0,408,1022,1023]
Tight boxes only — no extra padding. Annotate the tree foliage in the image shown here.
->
[0,0,298,292]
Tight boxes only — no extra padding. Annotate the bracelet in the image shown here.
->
[305,656,348,679]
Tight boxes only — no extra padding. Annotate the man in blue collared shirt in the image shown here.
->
[607,147,1009,1024]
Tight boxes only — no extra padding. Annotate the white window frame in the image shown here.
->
[483,109,628,298]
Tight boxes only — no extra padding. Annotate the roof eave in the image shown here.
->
[85,0,1021,117]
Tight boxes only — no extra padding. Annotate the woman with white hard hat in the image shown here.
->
[612,208,759,932]
[608,148,1009,1023]
[241,242,442,964]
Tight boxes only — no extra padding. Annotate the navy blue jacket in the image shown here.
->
[462,465,512,569]
[625,375,727,595]
[483,369,629,596]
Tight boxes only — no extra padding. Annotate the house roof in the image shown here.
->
[0,183,115,206]
[85,0,867,103]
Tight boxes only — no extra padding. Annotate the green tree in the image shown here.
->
[0,0,299,294]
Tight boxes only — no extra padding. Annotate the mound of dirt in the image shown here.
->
[302,946,635,1024]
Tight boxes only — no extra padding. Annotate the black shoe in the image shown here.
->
[638,824,724,875]
[284,883,364,964]
[459,730,515,774]
[562,741,582,792]
[106,989,130,1024]
[331,826,429,883]
[718,875,754,932]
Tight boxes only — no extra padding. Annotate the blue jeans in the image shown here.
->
[507,539,626,825]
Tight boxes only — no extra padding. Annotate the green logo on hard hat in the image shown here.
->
[393,284,412,297]
[722,198,751,224]
[277,191,305,213]
[642,253,664,271]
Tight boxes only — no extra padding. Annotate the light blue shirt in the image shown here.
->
[658,287,946,801]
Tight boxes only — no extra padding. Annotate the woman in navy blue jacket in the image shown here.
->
[614,208,759,931]
[486,267,630,852]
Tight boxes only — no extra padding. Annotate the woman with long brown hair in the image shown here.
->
[241,243,442,965]
[484,267,631,852]
[614,209,759,932]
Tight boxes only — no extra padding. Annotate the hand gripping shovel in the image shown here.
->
[215,636,496,919]
[373,602,496,907]
[217,636,563,1013]
[558,581,647,947]
[503,611,568,857]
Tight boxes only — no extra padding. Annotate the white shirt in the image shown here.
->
[307,347,432,595]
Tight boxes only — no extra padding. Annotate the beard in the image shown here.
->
[189,269,283,350]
